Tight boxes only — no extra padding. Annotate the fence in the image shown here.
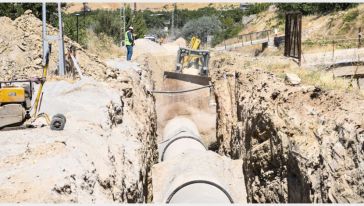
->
[238,29,272,46]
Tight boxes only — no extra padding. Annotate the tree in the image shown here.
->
[97,12,121,40]
[0,3,65,25]
[142,10,166,29]
[131,12,148,39]
[181,16,222,43]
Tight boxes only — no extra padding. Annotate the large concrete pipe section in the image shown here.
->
[152,117,247,203]
[158,117,206,162]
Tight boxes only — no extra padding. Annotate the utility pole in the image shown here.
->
[75,13,80,43]
[42,2,65,76]
[83,2,86,28]
[123,5,126,36]
[171,3,176,36]
[57,3,66,75]
[359,27,362,48]
[175,3,178,29]
[120,3,126,46]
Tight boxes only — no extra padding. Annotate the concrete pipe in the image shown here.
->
[159,117,206,162]
[166,179,233,203]
[153,117,247,203]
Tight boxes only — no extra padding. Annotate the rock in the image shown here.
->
[24,10,32,15]
[284,73,301,85]
[34,58,42,65]
[117,75,130,83]
[301,85,316,93]
[105,69,117,79]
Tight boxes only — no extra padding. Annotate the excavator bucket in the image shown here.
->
[163,71,210,86]
[165,48,210,86]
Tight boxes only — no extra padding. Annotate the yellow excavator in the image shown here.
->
[164,36,210,86]
[0,44,66,131]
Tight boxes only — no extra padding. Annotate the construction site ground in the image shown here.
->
[0,8,364,203]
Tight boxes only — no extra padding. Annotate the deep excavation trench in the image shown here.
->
[210,53,364,203]
[139,46,364,203]
[137,52,247,203]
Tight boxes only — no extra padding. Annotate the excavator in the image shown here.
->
[0,44,66,131]
[164,36,211,86]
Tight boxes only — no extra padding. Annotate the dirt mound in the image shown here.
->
[0,11,159,203]
[173,37,187,47]
[0,11,110,81]
[134,39,167,57]
[0,69,158,203]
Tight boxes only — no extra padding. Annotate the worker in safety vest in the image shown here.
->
[125,26,135,61]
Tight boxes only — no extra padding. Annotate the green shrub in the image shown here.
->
[276,3,357,16]
[343,9,359,22]
[0,3,65,26]
[64,6,148,46]
[245,3,271,15]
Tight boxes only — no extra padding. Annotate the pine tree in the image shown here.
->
[131,12,148,39]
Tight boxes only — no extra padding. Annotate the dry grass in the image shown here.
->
[85,30,125,59]
[227,4,364,54]
[251,57,363,96]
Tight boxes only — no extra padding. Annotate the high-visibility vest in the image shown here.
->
[125,31,132,46]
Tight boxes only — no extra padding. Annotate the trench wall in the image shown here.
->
[211,56,364,203]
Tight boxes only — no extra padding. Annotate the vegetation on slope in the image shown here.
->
[276,3,356,16]
[0,3,360,49]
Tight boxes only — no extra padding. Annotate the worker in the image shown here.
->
[125,26,135,61]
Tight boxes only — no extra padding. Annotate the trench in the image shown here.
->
[150,74,247,203]
[142,47,363,203]
[210,68,295,203]
[143,58,298,204]
[209,64,364,203]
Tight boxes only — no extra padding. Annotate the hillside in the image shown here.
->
[222,4,364,51]
[241,4,364,40]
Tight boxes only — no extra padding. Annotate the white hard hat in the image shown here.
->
[129,26,134,30]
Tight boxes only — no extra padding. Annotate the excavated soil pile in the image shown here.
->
[210,53,364,203]
[0,11,112,81]
[0,67,158,203]
[0,11,158,203]
[133,39,167,57]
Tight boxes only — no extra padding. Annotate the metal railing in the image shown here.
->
[238,29,272,46]
[217,29,273,51]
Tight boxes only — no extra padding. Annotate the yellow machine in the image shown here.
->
[182,36,202,66]
[0,87,25,103]
[163,36,211,86]
[0,44,66,130]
